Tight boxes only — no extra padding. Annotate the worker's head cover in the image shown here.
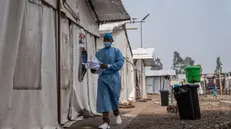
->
[104,32,113,41]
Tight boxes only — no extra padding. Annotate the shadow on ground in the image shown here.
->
[67,110,134,129]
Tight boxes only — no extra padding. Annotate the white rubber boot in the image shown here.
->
[115,115,122,125]
[98,123,110,129]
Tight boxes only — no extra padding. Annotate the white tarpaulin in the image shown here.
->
[0,0,99,128]
[0,1,58,129]
[146,77,171,94]
[68,25,99,122]
[63,0,99,36]
[112,31,135,102]
[43,0,56,7]
[0,0,131,128]
[134,60,147,99]
[86,34,99,115]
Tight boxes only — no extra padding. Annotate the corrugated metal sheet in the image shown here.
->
[42,0,131,36]
[88,0,131,24]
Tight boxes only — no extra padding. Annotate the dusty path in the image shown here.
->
[67,98,154,129]
[124,96,231,129]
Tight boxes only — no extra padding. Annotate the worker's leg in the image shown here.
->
[103,112,110,124]
[113,109,120,116]
[113,109,122,124]
[99,112,110,129]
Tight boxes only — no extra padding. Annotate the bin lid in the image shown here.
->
[184,65,201,71]
[174,84,199,89]
[160,90,169,92]
[173,84,180,87]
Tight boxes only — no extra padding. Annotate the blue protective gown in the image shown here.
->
[95,47,124,113]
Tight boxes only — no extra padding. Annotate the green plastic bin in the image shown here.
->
[184,66,201,83]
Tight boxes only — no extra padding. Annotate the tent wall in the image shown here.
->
[0,0,99,128]
[61,17,72,124]
[134,60,147,99]
[62,0,99,36]
[43,0,56,7]
[112,30,135,102]
[146,76,170,94]
[98,30,135,102]
[125,45,135,101]
[68,25,99,122]
[0,1,58,128]
[146,77,154,94]
[42,0,99,36]
[0,0,131,128]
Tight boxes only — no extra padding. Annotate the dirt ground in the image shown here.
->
[124,95,231,129]
[66,98,154,129]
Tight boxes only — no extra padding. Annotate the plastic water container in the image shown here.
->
[184,65,201,83]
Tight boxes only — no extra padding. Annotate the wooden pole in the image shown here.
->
[170,76,173,104]
[219,71,223,95]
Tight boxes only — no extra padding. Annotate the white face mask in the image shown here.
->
[104,42,111,47]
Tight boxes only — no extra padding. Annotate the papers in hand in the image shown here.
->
[88,56,103,74]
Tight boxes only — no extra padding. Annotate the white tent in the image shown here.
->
[0,0,130,129]
[99,23,136,102]
[145,68,176,94]
[132,48,155,100]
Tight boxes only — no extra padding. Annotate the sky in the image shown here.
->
[123,0,231,73]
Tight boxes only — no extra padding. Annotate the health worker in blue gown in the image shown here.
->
[91,32,124,129]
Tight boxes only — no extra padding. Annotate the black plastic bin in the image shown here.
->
[160,90,169,106]
[173,84,201,120]
[190,84,201,119]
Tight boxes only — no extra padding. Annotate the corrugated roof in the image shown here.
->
[132,48,154,59]
[88,0,131,24]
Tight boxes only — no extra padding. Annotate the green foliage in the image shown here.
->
[151,57,163,70]
[172,51,195,74]
[215,57,222,73]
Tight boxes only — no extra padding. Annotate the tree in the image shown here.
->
[172,51,195,74]
[172,51,184,74]
[172,51,183,68]
[184,57,195,66]
[151,57,163,70]
[215,57,222,73]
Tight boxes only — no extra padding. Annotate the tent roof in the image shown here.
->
[143,59,155,66]
[99,21,126,33]
[145,69,176,77]
[99,22,133,56]
[88,0,131,24]
[132,48,154,59]
[43,0,130,25]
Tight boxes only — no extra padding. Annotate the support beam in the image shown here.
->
[57,0,61,125]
